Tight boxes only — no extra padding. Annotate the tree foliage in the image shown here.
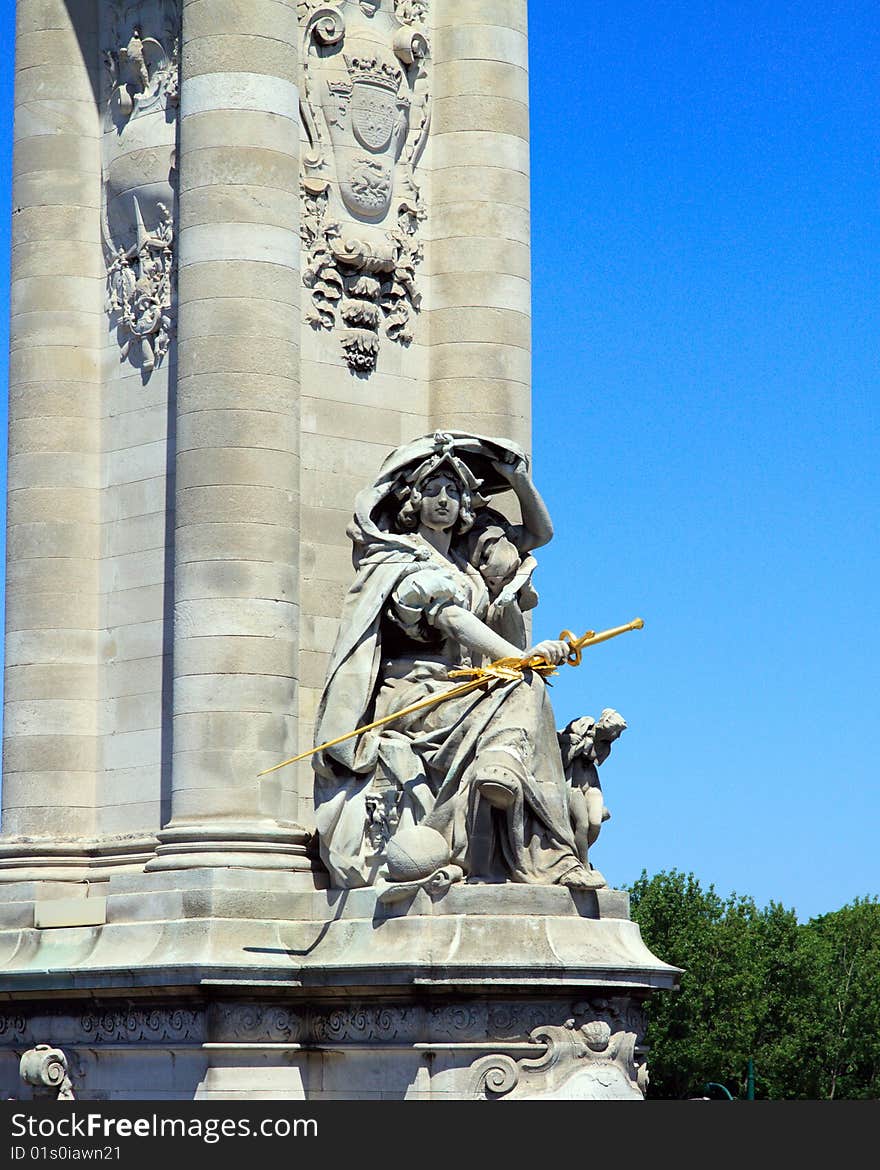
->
[628,871,880,1099]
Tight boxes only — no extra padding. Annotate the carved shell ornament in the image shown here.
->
[299,0,431,373]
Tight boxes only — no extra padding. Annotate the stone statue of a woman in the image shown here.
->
[312,431,608,892]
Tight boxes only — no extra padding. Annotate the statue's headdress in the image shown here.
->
[348,430,529,553]
[394,433,488,533]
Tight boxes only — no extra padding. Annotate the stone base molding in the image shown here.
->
[0,878,677,1100]
[0,836,158,883]
[144,822,312,873]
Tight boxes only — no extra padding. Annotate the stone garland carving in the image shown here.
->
[102,0,180,377]
[471,1008,649,1101]
[299,0,431,372]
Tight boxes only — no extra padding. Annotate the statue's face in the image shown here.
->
[419,473,462,533]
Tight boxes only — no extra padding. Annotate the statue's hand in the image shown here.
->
[496,586,517,607]
[524,639,570,666]
[490,454,529,482]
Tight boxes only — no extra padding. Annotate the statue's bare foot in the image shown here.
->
[559,865,607,891]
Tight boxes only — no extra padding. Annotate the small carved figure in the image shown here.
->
[466,512,539,651]
[121,27,152,94]
[102,3,179,374]
[108,23,170,120]
[558,709,627,875]
[106,199,174,374]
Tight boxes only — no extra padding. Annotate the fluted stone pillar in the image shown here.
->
[428,0,531,449]
[147,0,307,871]
[0,0,103,853]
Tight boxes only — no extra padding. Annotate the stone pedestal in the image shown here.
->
[0,875,678,1100]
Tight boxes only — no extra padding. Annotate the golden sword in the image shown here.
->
[257,617,645,777]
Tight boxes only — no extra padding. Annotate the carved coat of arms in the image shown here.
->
[299,0,431,372]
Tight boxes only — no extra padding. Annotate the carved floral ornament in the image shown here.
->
[298,0,431,372]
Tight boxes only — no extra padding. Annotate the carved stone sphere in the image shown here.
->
[384,826,449,882]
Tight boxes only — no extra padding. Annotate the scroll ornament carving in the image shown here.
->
[299,0,430,372]
[79,1007,200,1044]
[215,1006,300,1043]
[471,1013,648,1100]
[19,1046,75,1101]
[0,1014,28,1043]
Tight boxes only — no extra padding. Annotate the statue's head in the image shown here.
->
[394,433,481,535]
[396,462,477,535]
[478,534,520,595]
[415,471,462,533]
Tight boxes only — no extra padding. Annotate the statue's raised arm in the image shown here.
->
[312,431,610,895]
[486,450,554,553]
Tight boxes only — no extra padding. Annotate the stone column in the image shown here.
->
[0,0,103,851]
[428,0,531,449]
[147,0,307,871]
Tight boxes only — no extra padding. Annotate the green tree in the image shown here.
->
[628,869,804,1099]
[744,898,818,1099]
[798,897,880,1099]
[629,873,880,1099]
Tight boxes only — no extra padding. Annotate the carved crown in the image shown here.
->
[346,54,401,91]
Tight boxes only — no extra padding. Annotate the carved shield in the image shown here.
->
[351,81,398,152]
[340,158,394,220]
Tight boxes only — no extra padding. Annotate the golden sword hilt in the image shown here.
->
[557,617,645,667]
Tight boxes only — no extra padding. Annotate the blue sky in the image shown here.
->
[529,1,879,920]
[0,2,877,920]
